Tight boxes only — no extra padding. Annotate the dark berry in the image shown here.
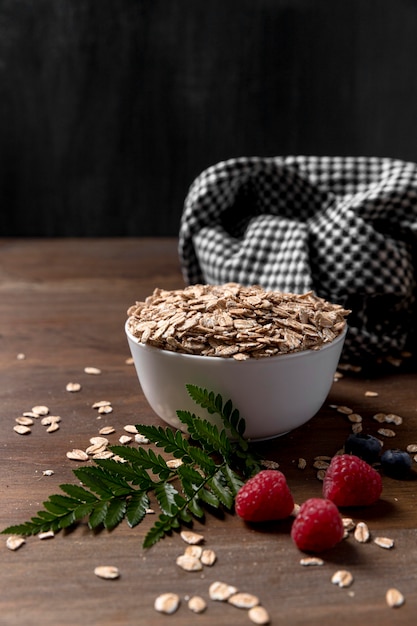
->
[380,449,412,479]
[344,433,382,464]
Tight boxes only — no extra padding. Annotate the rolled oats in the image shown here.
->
[94,565,120,580]
[119,435,133,444]
[84,367,102,375]
[99,426,116,435]
[15,416,34,426]
[180,530,204,545]
[386,588,405,608]
[374,536,395,549]
[66,382,81,392]
[188,596,207,613]
[209,581,238,601]
[248,605,270,625]
[201,548,217,566]
[31,405,50,416]
[154,593,180,614]
[92,401,112,409]
[66,449,89,461]
[184,545,203,559]
[354,522,370,543]
[176,554,203,572]
[38,530,55,540]
[127,284,349,359]
[377,428,396,438]
[300,557,324,566]
[228,592,259,609]
[13,425,31,435]
[331,570,354,588]
[6,536,26,551]
[98,405,113,414]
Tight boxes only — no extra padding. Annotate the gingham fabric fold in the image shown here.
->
[178,156,417,364]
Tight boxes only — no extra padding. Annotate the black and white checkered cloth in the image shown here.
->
[178,156,417,364]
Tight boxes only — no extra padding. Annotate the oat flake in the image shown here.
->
[386,588,405,608]
[6,536,26,551]
[331,570,354,588]
[154,593,180,614]
[94,565,120,580]
[248,605,270,625]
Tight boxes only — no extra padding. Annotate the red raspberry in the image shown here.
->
[235,469,294,522]
[323,454,382,507]
[291,498,344,552]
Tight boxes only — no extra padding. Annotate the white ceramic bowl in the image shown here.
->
[125,322,346,440]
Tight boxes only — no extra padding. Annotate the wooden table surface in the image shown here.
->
[1,238,416,626]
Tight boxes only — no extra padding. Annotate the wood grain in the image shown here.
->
[1,238,416,625]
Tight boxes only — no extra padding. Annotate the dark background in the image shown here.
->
[1,0,417,237]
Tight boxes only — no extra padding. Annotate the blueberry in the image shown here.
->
[381,449,412,479]
[344,433,382,464]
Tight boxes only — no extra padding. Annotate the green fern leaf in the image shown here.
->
[126,492,150,528]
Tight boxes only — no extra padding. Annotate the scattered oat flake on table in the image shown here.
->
[377,428,396,438]
[331,570,354,588]
[41,415,61,426]
[99,426,115,435]
[32,405,49,416]
[364,390,379,397]
[125,357,134,365]
[13,425,31,435]
[15,416,34,426]
[176,554,203,572]
[300,557,324,566]
[66,382,81,392]
[228,592,260,609]
[336,405,353,415]
[374,536,395,549]
[260,459,280,469]
[406,444,417,453]
[166,458,183,469]
[188,595,207,613]
[184,545,203,559]
[354,522,370,543]
[98,405,113,414]
[201,548,217,566]
[17,353,26,360]
[46,422,60,433]
[124,424,139,434]
[298,458,307,470]
[373,412,387,423]
[42,469,54,476]
[154,593,180,614]
[119,435,132,444]
[180,530,204,545]
[84,367,102,375]
[92,400,112,409]
[94,565,120,580]
[135,433,150,444]
[209,581,238,601]
[386,588,405,608]
[66,449,89,461]
[248,605,270,625]
[6,536,26,551]
[385,413,403,426]
[38,530,55,540]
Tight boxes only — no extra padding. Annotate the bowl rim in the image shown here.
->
[125,319,347,364]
